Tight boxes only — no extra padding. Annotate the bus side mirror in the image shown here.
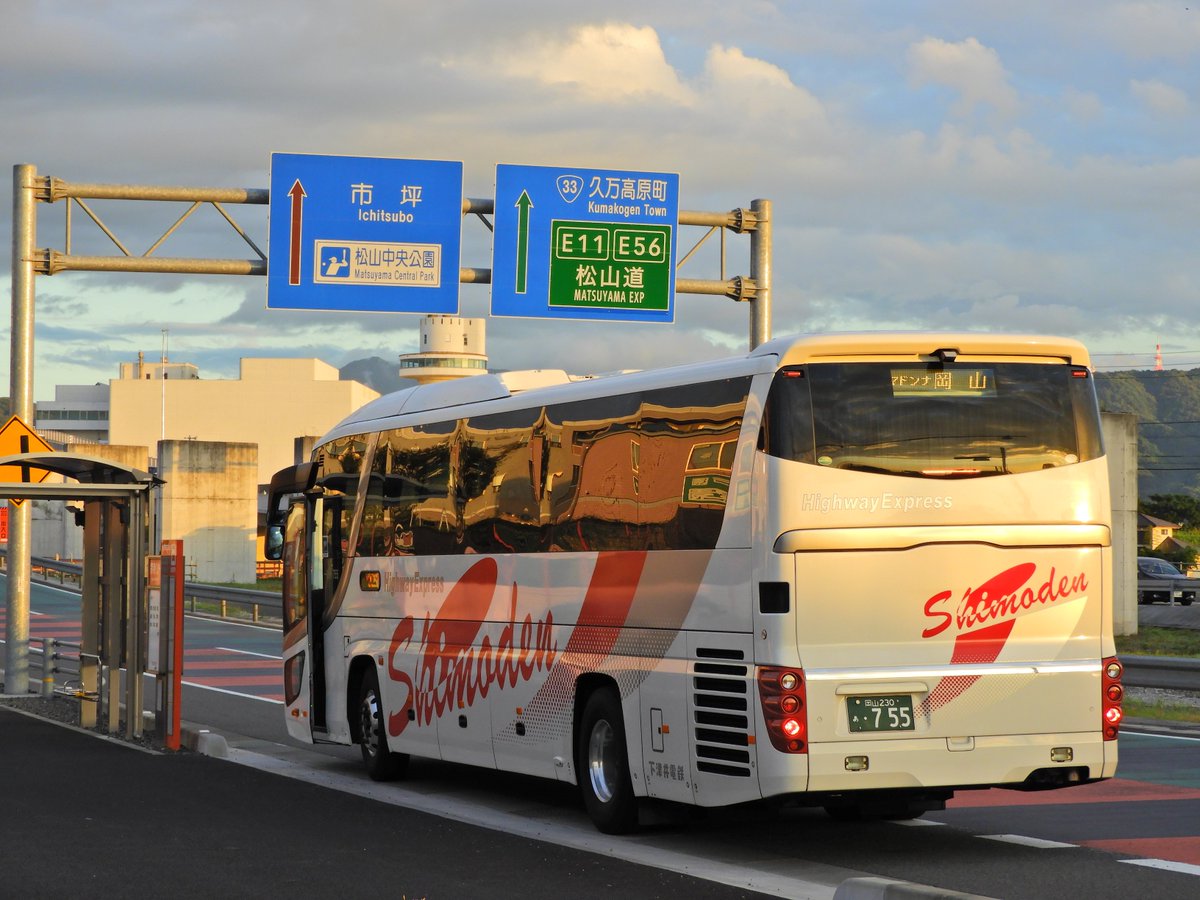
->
[265,525,284,561]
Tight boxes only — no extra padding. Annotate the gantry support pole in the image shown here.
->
[6,164,37,694]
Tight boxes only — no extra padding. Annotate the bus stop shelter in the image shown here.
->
[0,452,181,745]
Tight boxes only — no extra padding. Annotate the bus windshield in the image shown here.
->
[764,361,1103,478]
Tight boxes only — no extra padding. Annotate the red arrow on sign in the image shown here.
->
[288,179,307,286]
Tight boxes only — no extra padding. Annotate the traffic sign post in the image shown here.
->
[491,164,679,322]
[267,153,464,313]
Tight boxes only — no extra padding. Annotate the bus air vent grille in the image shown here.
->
[692,656,752,778]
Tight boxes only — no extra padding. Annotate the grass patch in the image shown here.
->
[205,579,280,592]
[1124,696,1200,724]
[1116,626,1200,658]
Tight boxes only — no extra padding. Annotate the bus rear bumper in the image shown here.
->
[800,731,1114,795]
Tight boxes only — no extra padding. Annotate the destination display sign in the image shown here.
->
[492,164,679,323]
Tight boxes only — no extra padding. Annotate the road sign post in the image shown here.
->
[491,164,679,323]
[267,153,464,313]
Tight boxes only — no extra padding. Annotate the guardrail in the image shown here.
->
[1,551,282,624]
[29,636,90,699]
[1121,654,1200,692]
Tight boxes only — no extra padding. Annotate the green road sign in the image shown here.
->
[492,164,679,322]
[548,220,672,312]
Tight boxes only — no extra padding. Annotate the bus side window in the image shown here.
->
[550,393,641,552]
[641,377,750,550]
[463,408,542,554]
[382,421,456,556]
[762,368,816,464]
[314,434,370,591]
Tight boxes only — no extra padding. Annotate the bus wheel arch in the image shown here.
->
[352,659,409,782]
[574,677,638,834]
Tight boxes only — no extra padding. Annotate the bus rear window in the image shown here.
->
[763,362,1103,478]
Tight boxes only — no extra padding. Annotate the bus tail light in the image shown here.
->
[1102,656,1123,741]
[758,666,808,753]
[285,651,306,706]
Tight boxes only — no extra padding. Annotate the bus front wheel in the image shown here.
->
[577,687,638,834]
[357,667,408,782]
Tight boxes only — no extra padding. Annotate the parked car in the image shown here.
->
[1136,556,1198,606]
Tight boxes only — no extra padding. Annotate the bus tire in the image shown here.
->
[357,667,408,782]
[577,687,638,834]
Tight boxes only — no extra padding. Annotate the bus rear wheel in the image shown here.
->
[357,667,408,782]
[577,687,638,834]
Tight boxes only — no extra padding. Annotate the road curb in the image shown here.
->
[833,876,995,899]
[181,723,229,758]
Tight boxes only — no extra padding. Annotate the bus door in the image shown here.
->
[277,480,355,743]
[280,497,318,742]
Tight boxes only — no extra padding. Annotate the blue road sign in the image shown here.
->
[491,164,679,323]
[267,153,463,313]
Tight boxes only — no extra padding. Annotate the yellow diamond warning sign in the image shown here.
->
[0,415,55,505]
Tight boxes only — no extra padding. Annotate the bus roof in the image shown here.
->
[751,332,1092,368]
[322,331,1093,444]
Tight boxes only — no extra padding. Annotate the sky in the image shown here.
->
[3,1,1199,401]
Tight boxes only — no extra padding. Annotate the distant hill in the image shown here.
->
[339,357,414,396]
[1096,369,1200,498]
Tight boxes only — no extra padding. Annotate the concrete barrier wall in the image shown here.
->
[159,440,257,583]
[1103,412,1138,636]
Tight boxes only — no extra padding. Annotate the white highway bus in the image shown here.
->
[266,332,1123,833]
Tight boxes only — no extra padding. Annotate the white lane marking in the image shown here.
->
[981,834,1079,849]
[893,818,946,826]
[183,613,277,633]
[1120,858,1200,877]
[216,646,283,660]
[182,681,283,704]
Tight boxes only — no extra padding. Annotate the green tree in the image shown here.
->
[1141,493,1200,529]
[1095,372,1158,421]
[1153,370,1200,422]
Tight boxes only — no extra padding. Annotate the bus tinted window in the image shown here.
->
[764,363,1103,478]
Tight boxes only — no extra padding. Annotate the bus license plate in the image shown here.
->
[848,695,915,733]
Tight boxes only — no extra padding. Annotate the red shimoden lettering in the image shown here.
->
[386,558,558,737]
[922,562,1088,640]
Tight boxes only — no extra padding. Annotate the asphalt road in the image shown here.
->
[5,574,1200,898]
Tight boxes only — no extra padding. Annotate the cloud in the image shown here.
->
[700,44,826,123]
[1098,2,1200,60]
[1130,78,1190,116]
[487,23,693,105]
[1063,87,1104,123]
[907,36,1020,117]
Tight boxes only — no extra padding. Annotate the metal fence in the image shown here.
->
[1,552,282,623]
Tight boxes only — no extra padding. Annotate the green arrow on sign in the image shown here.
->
[515,190,533,294]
